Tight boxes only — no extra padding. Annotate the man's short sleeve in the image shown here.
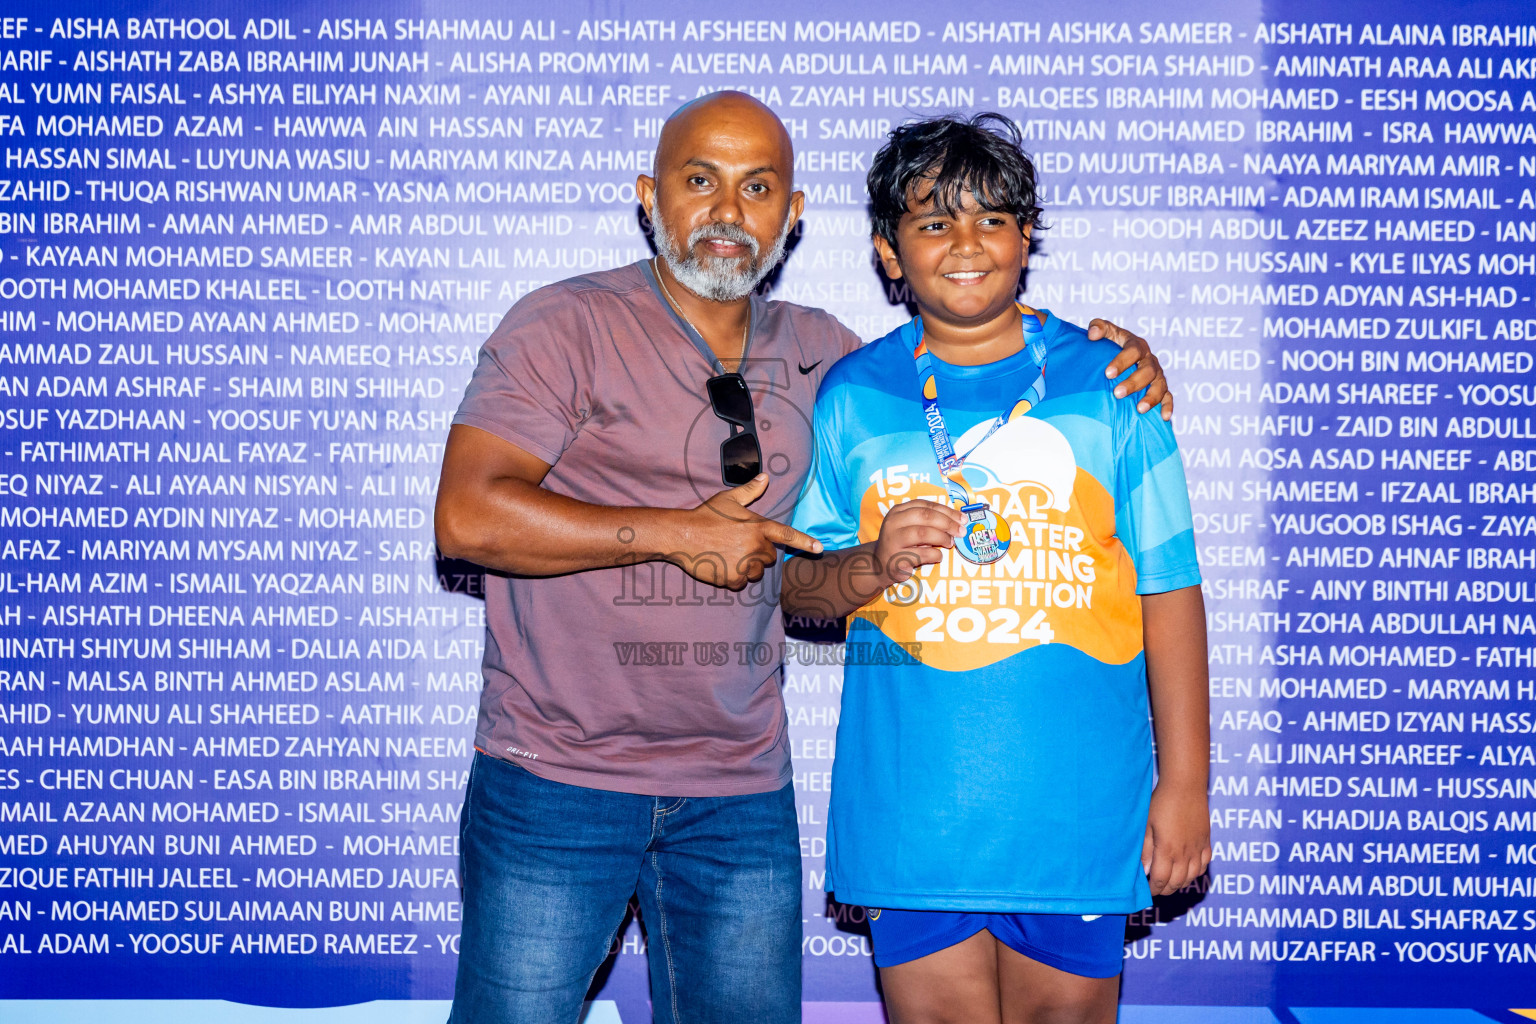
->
[1115,409,1201,596]
[452,285,596,465]
[832,316,864,359]
[790,381,860,553]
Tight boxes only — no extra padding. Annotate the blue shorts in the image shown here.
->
[866,908,1127,977]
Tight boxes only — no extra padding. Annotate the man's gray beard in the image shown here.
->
[652,205,792,302]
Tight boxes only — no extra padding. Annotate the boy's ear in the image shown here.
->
[872,234,904,280]
[1019,224,1032,270]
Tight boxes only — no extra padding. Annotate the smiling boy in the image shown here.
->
[782,114,1212,1024]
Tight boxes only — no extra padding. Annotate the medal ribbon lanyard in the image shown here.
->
[913,305,1050,507]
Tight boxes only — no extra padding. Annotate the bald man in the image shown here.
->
[436,92,1170,1024]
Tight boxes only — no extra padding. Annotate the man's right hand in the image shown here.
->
[872,499,962,587]
[672,474,823,590]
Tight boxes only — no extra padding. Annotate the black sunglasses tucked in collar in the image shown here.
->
[706,373,762,486]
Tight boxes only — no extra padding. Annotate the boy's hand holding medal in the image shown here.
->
[871,499,964,586]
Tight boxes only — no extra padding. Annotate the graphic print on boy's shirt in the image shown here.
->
[857,408,1143,674]
[825,308,1190,676]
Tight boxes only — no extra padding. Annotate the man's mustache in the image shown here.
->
[686,222,759,258]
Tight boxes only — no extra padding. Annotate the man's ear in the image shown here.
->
[872,234,903,280]
[636,174,657,220]
[787,189,806,234]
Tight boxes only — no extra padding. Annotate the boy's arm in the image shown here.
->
[780,542,885,621]
[781,500,962,620]
[1140,584,1212,896]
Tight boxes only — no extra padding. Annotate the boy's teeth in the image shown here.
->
[945,271,985,279]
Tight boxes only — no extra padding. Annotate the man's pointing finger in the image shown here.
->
[765,521,823,554]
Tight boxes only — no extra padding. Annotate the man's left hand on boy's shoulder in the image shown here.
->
[1089,319,1175,421]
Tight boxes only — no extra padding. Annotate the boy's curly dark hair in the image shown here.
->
[867,112,1043,247]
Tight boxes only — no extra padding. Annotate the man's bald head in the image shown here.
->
[637,91,804,304]
[654,91,795,186]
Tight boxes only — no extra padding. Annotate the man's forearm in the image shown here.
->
[437,476,686,577]
[435,425,818,585]
[1142,586,1211,792]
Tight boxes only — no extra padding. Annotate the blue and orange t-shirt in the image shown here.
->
[791,311,1201,913]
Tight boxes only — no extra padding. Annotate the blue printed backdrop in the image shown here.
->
[1,0,1534,1020]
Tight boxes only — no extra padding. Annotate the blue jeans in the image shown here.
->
[448,752,802,1024]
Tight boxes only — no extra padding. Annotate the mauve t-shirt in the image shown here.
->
[452,261,860,796]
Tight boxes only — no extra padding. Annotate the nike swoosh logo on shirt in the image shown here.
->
[798,361,822,375]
